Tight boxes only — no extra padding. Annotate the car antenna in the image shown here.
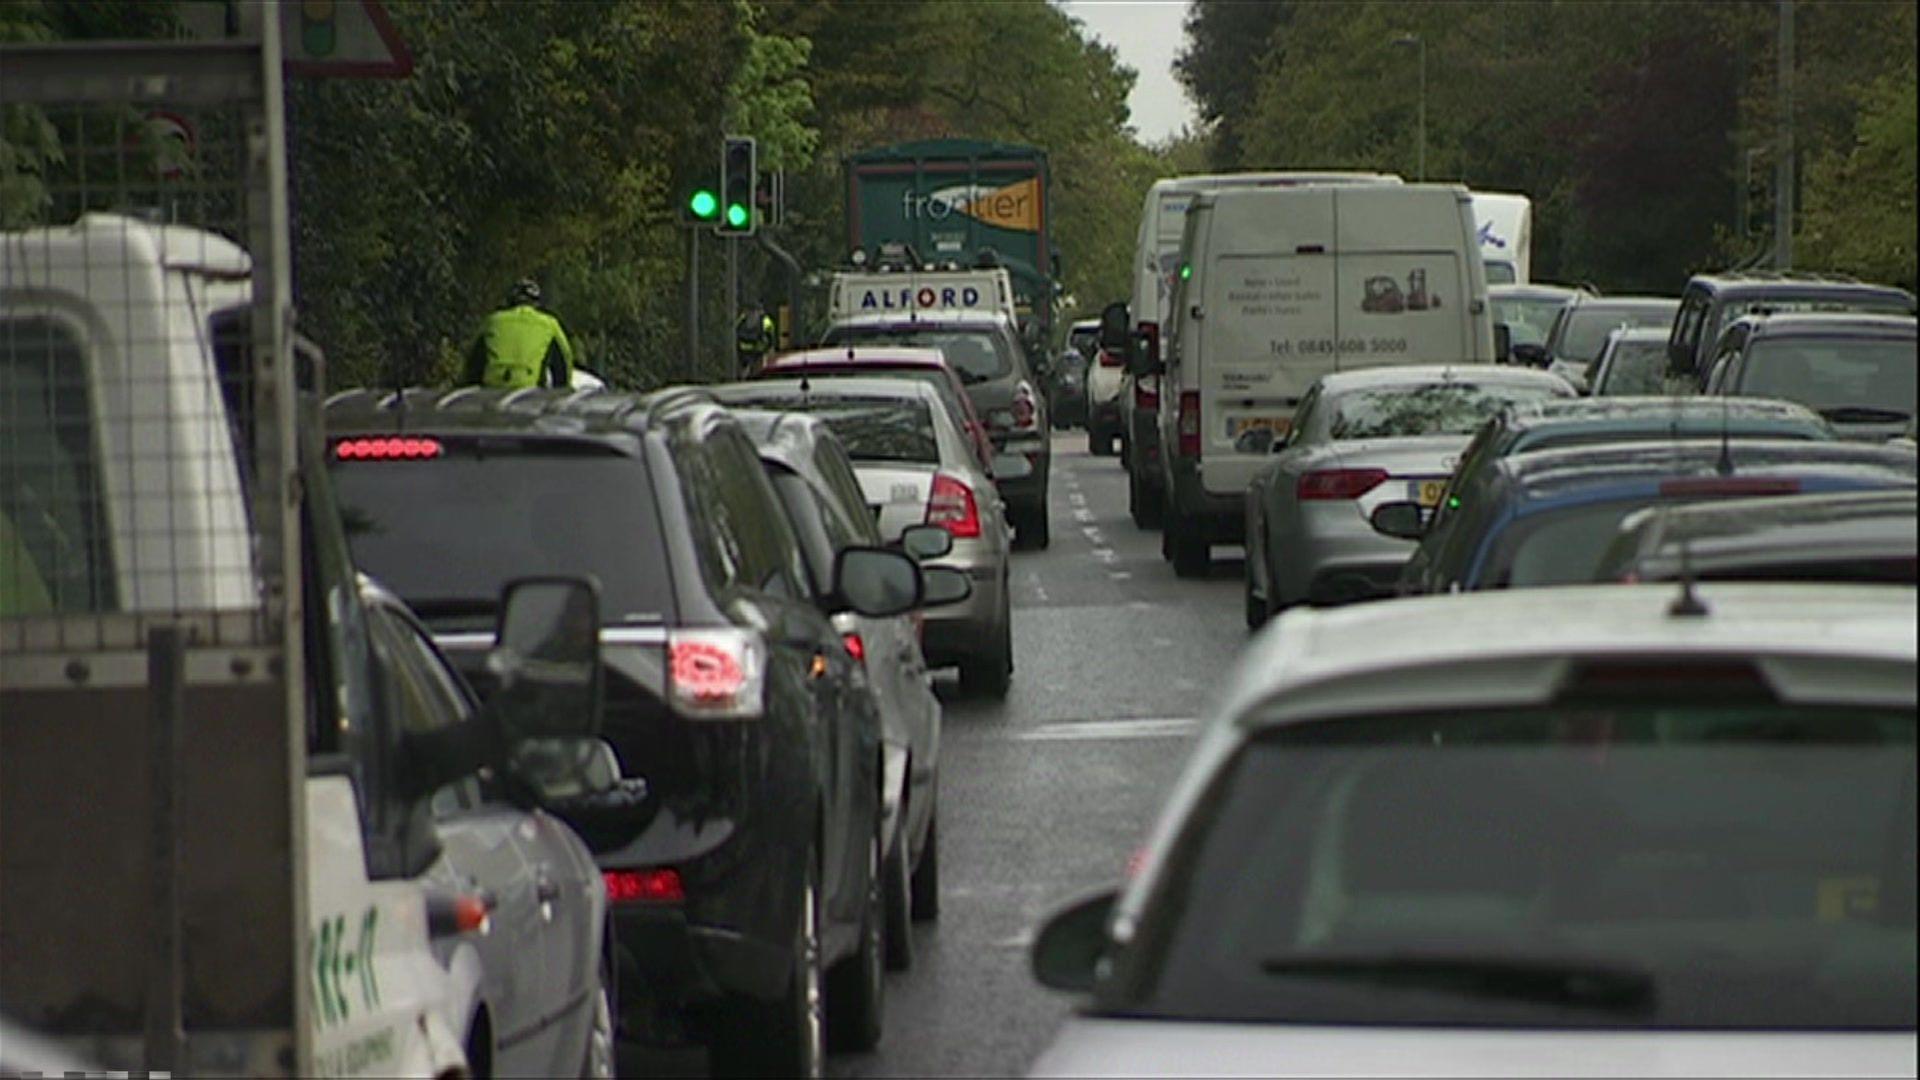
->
[1668,527,1710,617]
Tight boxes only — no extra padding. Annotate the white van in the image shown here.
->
[1469,190,1532,284]
[1150,183,1494,575]
[1120,172,1401,526]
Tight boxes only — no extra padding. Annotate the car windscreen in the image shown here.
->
[1068,328,1099,358]
[822,326,1011,383]
[1327,381,1567,440]
[1559,304,1677,362]
[330,450,674,627]
[1492,296,1570,348]
[1741,337,1918,418]
[1101,705,1916,1030]
[1594,340,1669,395]
[722,394,939,464]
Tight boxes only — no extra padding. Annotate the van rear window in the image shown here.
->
[330,449,674,626]
[1,316,115,614]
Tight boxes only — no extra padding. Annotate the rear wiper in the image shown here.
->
[1819,405,1911,422]
[1258,953,1656,1014]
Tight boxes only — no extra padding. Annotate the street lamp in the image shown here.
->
[1392,32,1426,181]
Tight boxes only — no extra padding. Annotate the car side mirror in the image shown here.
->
[835,546,924,618]
[487,577,603,742]
[1510,342,1549,368]
[921,566,972,608]
[901,523,954,561]
[1370,501,1429,541]
[1031,888,1118,993]
[1098,300,1130,351]
[1493,323,1512,364]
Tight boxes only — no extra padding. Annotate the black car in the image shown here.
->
[1665,271,1915,388]
[324,386,925,1075]
[1593,488,1918,585]
[1392,439,1918,594]
[1701,312,1917,441]
[1049,347,1090,429]
[820,311,1053,549]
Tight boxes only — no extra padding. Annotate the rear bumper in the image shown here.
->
[1169,458,1242,540]
[1089,400,1124,437]
[920,547,1004,665]
[1272,502,1420,606]
[992,436,1050,510]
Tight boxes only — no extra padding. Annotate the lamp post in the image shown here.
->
[1392,32,1426,181]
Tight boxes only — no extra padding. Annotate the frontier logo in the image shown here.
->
[901,178,1041,233]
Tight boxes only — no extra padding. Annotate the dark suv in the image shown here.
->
[1702,312,1917,441]
[325,386,909,1074]
[821,311,1053,548]
[1665,271,1915,388]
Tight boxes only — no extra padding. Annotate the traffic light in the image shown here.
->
[681,177,720,225]
[719,135,756,235]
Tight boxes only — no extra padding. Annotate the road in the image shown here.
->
[831,431,1250,1077]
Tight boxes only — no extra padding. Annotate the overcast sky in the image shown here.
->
[1058,1,1196,144]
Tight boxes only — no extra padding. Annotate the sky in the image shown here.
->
[1058,1,1197,144]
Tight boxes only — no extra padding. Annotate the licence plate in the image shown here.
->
[1411,479,1448,507]
[1227,416,1290,438]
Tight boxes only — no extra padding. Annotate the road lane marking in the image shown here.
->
[1013,717,1199,742]
[1109,570,1133,580]
[1073,507,1094,522]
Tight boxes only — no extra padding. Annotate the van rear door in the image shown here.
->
[1197,188,1337,496]
[1332,186,1476,374]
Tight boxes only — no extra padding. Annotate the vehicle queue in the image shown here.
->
[4,166,1915,1077]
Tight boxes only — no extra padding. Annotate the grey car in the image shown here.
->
[1588,326,1673,397]
[1539,295,1679,391]
[709,377,1016,698]
[358,577,615,1080]
[731,408,955,967]
[1243,366,1574,627]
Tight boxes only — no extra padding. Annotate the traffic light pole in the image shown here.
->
[685,225,701,381]
[725,235,739,378]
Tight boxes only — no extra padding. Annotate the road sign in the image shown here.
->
[281,0,413,78]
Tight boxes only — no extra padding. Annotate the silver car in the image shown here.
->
[708,377,1016,698]
[1588,326,1673,397]
[1030,582,1919,1077]
[731,408,954,967]
[1243,365,1574,627]
[358,578,616,1080]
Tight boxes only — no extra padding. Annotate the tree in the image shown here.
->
[1174,1,1292,168]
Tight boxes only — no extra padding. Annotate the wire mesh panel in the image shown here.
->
[0,37,304,1076]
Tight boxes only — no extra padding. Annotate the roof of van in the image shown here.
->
[1148,171,1403,196]
[2,212,251,279]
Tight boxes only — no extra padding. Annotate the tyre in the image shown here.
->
[709,858,824,1078]
[1160,520,1173,561]
[909,809,939,922]
[1014,501,1050,550]
[959,610,1012,699]
[578,973,615,1079]
[1171,519,1210,579]
[881,830,913,971]
[1244,555,1269,631]
[1128,468,1162,529]
[826,831,884,1053]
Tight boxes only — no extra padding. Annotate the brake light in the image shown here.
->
[1011,382,1038,430]
[1134,378,1159,411]
[1298,468,1390,500]
[604,868,685,904]
[926,472,982,539]
[1097,347,1123,368]
[1177,391,1201,457]
[334,436,443,461]
[842,632,866,664]
[1658,477,1802,497]
[667,628,766,719]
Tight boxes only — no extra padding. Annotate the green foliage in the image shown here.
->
[1797,70,1918,288]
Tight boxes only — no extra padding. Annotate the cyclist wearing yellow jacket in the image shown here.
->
[463,278,576,389]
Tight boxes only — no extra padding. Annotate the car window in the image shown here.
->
[1739,337,1918,415]
[1558,305,1678,362]
[822,326,1011,383]
[1103,706,1916,1029]
[1326,382,1567,440]
[679,428,812,601]
[332,450,675,628]
[1492,297,1567,349]
[1595,340,1670,395]
[811,438,884,546]
[721,394,939,465]
[1671,291,1708,364]
[367,603,481,816]
[767,468,838,594]
[0,314,116,614]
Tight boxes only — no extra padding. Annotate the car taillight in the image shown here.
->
[926,472,982,539]
[1134,378,1159,410]
[1011,382,1038,430]
[666,628,766,719]
[1659,477,1802,497]
[1298,468,1390,500]
[604,868,685,904]
[1097,348,1123,368]
[334,436,443,461]
[1177,391,1201,457]
[842,632,866,665]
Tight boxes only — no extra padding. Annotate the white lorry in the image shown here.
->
[1469,190,1533,284]
[1140,182,1495,576]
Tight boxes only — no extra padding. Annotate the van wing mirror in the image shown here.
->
[1098,300,1130,351]
[1031,889,1119,993]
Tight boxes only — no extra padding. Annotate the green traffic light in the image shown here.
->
[725,203,750,228]
[689,189,719,220]
[1179,263,1192,280]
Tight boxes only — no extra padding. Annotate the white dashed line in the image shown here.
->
[1014,717,1200,742]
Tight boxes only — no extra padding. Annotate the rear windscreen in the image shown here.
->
[821,326,1010,383]
[330,450,674,626]
[721,395,940,464]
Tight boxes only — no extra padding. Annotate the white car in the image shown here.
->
[1079,316,1127,457]
[1030,582,1918,1077]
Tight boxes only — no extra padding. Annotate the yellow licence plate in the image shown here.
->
[1414,480,1448,507]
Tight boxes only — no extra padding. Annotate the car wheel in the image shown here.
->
[577,970,615,1080]
[959,608,1012,699]
[881,826,913,971]
[1244,559,1268,631]
[826,830,885,1052]
[1160,518,1173,561]
[1017,501,1050,550]
[909,808,939,922]
[710,856,824,1078]
[1128,468,1161,529]
[1171,520,1210,579]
